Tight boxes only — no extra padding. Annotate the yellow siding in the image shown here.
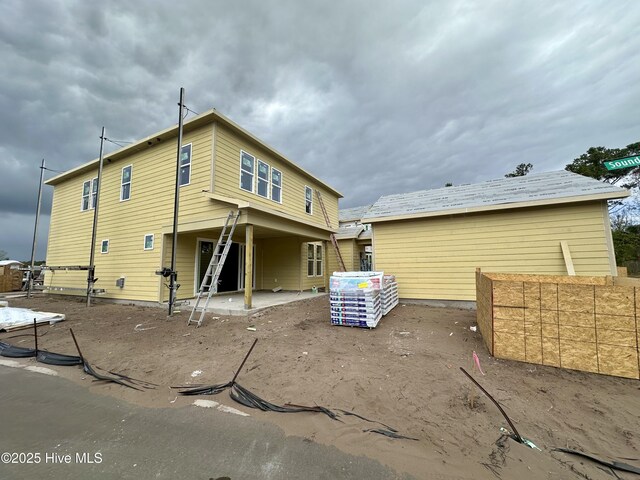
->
[262,237,302,291]
[161,231,264,301]
[326,239,357,273]
[373,202,614,301]
[214,124,339,228]
[46,118,339,303]
[46,124,229,301]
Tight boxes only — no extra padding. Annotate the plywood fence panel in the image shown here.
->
[0,266,23,292]
[476,270,640,380]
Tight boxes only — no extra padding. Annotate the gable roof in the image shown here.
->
[362,171,629,223]
[44,109,342,197]
[339,205,372,223]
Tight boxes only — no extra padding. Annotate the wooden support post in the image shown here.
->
[560,241,576,276]
[323,240,329,291]
[244,224,254,309]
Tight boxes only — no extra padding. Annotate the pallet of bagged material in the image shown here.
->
[382,298,399,316]
[331,316,382,328]
[331,303,380,314]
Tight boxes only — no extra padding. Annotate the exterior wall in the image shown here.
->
[46,124,226,301]
[261,237,302,291]
[45,118,339,302]
[373,202,615,301]
[214,124,339,229]
[326,239,357,273]
[476,271,640,380]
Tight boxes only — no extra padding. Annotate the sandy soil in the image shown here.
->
[2,294,639,480]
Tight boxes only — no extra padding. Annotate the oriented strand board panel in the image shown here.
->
[595,286,635,316]
[598,345,639,379]
[494,332,526,362]
[476,272,640,379]
[475,271,493,354]
[493,281,524,307]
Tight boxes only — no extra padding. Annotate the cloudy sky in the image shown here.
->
[1,0,639,260]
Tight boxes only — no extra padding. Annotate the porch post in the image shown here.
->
[244,224,254,309]
[323,240,329,291]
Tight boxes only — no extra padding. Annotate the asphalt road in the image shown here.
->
[0,365,411,480]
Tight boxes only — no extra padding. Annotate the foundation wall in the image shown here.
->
[476,269,640,379]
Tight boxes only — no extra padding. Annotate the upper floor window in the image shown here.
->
[305,186,313,215]
[271,168,282,203]
[257,160,270,198]
[121,165,132,201]
[81,177,98,211]
[179,144,192,186]
[240,151,255,192]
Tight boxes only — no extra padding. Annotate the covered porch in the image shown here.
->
[160,206,333,309]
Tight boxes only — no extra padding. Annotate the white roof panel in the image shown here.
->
[362,171,628,222]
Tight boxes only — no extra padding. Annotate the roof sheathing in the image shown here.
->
[362,171,629,223]
[44,109,343,197]
[339,205,373,223]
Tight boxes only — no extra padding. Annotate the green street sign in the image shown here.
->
[604,155,640,171]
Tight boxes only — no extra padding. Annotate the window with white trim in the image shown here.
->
[144,234,154,250]
[121,165,132,201]
[81,177,98,211]
[179,144,192,186]
[305,186,313,215]
[101,239,109,254]
[307,243,323,277]
[271,168,282,203]
[240,151,255,192]
[257,160,270,198]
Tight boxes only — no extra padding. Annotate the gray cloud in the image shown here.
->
[0,0,638,259]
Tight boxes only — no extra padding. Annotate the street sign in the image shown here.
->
[604,155,640,171]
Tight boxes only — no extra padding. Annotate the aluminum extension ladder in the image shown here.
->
[187,210,241,327]
[315,190,346,271]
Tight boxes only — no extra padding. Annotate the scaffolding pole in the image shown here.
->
[27,158,45,298]
[168,87,185,316]
[87,127,105,307]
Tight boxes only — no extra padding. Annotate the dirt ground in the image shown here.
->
[2,294,639,480]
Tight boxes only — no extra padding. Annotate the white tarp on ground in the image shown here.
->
[0,307,65,331]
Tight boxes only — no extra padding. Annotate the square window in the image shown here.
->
[179,144,192,186]
[144,234,154,250]
[271,168,282,203]
[101,239,109,254]
[240,151,255,192]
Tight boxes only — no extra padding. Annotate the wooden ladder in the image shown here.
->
[315,190,346,272]
[187,210,241,327]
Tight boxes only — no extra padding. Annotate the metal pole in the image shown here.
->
[28,159,45,298]
[87,127,105,307]
[169,88,185,316]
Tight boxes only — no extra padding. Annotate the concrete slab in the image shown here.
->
[180,290,327,316]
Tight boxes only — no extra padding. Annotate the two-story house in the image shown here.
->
[44,110,342,308]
